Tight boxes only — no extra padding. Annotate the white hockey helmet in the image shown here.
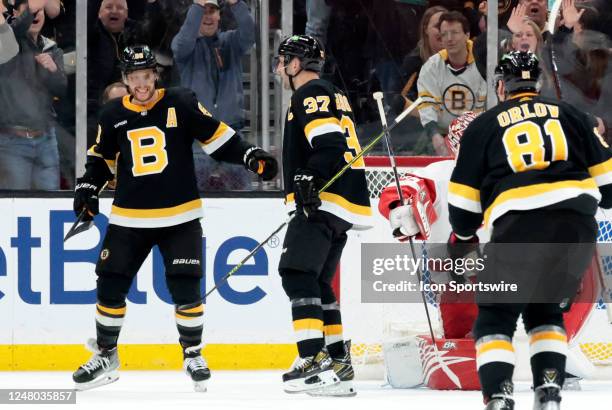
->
[446,111,479,159]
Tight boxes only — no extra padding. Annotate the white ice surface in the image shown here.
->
[0,371,611,410]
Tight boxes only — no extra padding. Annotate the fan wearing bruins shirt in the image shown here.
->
[448,51,612,410]
[71,45,277,393]
[273,35,371,397]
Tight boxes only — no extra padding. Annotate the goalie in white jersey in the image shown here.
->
[377,111,602,391]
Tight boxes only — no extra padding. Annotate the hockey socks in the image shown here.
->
[529,325,567,389]
[322,301,345,359]
[476,334,516,401]
[175,301,205,350]
[291,297,325,357]
[95,302,126,349]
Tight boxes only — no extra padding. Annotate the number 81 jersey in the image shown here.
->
[88,87,237,228]
[282,79,372,229]
[449,93,612,237]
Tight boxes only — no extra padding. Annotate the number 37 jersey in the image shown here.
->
[449,93,612,237]
[282,79,372,228]
[88,87,238,228]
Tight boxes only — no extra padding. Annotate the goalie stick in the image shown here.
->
[373,91,462,389]
[204,97,423,298]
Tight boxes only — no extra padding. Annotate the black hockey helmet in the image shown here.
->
[120,45,158,74]
[277,34,325,73]
[494,51,541,94]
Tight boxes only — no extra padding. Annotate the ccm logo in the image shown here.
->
[294,175,313,181]
[172,259,201,265]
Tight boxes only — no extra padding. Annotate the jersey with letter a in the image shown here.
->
[87,87,240,228]
[282,79,372,228]
[449,92,612,237]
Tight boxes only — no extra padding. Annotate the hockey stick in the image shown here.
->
[547,0,564,99]
[373,91,462,389]
[63,208,95,242]
[204,98,423,298]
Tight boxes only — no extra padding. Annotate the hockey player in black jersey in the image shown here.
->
[71,45,277,392]
[273,34,372,396]
[448,51,612,410]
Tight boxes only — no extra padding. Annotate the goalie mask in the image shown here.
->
[446,111,478,158]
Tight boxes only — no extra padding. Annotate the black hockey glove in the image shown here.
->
[244,147,278,181]
[73,177,102,221]
[293,168,322,217]
[447,232,480,283]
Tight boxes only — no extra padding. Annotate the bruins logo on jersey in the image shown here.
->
[443,84,476,116]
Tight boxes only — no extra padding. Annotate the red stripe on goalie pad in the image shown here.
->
[416,336,480,390]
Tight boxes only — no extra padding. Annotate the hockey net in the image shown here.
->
[347,156,612,379]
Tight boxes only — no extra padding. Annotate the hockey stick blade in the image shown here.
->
[64,209,94,243]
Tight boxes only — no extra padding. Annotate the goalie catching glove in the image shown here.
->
[379,175,438,241]
[293,168,322,217]
[244,147,278,181]
[73,178,103,221]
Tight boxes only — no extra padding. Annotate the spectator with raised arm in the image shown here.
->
[0,0,67,190]
[0,1,18,63]
[172,0,255,191]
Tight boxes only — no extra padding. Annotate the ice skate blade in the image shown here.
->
[283,370,340,393]
[307,381,357,397]
[74,370,119,391]
[193,380,208,393]
[535,402,560,410]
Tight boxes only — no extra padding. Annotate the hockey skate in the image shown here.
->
[73,338,120,391]
[183,344,211,392]
[484,380,515,410]
[282,348,340,393]
[533,369,562,410]
[308,340,356,397]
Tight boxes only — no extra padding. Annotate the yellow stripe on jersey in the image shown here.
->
[483,178,600,227]
[285,192,371,216]
[588,158,612,186]
[112,199,202,218]
[417,92,441,101]
[200,122,235,155]
[87,145,117,174]
[303,117,343,146]
[448,182,482,213]
[293,318,324,332]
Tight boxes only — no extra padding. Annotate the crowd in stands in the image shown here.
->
[0,0,611,190]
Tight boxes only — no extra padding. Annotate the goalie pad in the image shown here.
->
[383,336,425,388]
[379,175,438,240]
[416,336,480,390]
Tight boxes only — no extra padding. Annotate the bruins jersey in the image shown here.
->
[417,40,487,134]
[449,92,612,237]
[282,79,372,228]
[86,87,250,228]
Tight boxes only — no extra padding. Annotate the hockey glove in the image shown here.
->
[244,147,278,181]
[388,205,419,242]
[293,168,322,217]
[447,232,480,283]
[73,177,102,221]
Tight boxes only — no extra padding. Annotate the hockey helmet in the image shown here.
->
[120,45,158,74]
[276,35,325,73]
[446,111,479,158]
[494,50,541,94]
